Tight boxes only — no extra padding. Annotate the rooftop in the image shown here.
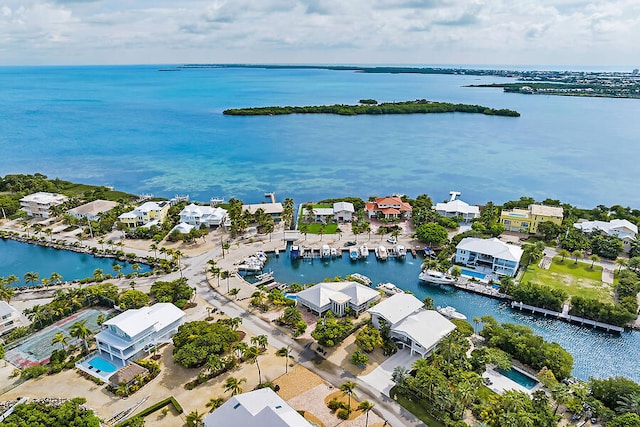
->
[0,301,17,318]
[434,199,480,215]
[243,202,284,215]
[68,200,118,216]
[333,201,354,213]
[102,303,184,340]
[529,204,564,218]
[392,310,456,352]
[296,281,379,308]
[367,293,424,326]
[456,237,524,262]
[19,192,67,204]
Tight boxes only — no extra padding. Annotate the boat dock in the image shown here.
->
[510,301,624,333]
[452,278,512,300]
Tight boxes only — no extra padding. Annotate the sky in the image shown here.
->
[1,0,639,66]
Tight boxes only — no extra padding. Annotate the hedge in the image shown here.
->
[115,396,183,426]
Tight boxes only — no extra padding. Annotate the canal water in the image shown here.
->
[0,239,150,284]
[263,248,640,383]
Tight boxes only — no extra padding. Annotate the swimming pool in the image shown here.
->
[283,293,299,301]
[461,269,486,279]
[497,368,539,389]
[88,356,118,373]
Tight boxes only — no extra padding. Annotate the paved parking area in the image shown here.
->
[360,349,419,396]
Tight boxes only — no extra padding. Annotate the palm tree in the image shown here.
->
[234,342,249,359]
[589,254,600,269]
[339,381,357,413]
[571,250,584,264]
[617,393,640,415]
[206,397,225,412]
[551,384,571,415]
[251,334,268,351]
[70,320,92,353]
[132,263,141,277]
[186,410,204,427]
[615,257,628,272]
[6,274,20,287]
[276,346,291,374]
[21,220,30,237]
[49,272,62,285]
[51,332,69,350]
[229,288,240,300]
[0,283,16,303]
[244,346,263,384]
[358,400,375,427]
[473,316,481,335]
[113,264,123,278]
[24,271,40,287]
[558,249,570,263]
[224,376,246,396]
[150,243,158,258]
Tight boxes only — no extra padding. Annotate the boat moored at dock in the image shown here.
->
[419,269,456,285]
[375,245,388,261]
[437,305,467,320]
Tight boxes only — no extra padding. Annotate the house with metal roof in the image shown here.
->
[94,303,185,366]
[455,237,523,276]
[203,388,310,427]
[368,293,455,357]
[19,192,68,219]
[295,281,380,317]
[0,301,24,336]
[179,203,229,228]
[433,192,480,223]
[68,200,118,221]
[574,219,638,252]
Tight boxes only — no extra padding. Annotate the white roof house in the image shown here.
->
[203,388,309,427]
[434,199,480,221]
[0,301,23,336]
[170,222,196,235]
[367,293,455,357]
[455,237,523,276]
[19,192,68,218]
[68,200,118,221]
[333,202,355,222]
[94,303,185,366]
[179,203,228,227]
[574,219,637,252]
[295,281,380,317]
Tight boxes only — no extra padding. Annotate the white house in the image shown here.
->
[68,200,118,221]
[179,203,229,228]
[0,301,24,336]
[203,388,309,427]
[94,303,185,366]
[433,192,480,223]
[118,201,170,228]
[368,294,456,357]
[455,237,523,276]
[574,219,638,253]
[19,192,68,218]
[295,281,380,317]
[333,202,354,222]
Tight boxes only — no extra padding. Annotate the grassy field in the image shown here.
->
[298,223,339,234]
[391,391,446,427]
[521,257,613,302]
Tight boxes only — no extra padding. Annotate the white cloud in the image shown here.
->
[0,0,638,65]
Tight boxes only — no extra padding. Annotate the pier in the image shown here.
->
[452,278,512,300]
[510,301,624,333]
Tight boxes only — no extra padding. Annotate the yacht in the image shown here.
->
[437,306,467,320]
[359,244,369,259]
[396,245,407,258]
[419,269,456,285]
[349,247,359,261]
[321,244,331,259]
[290,245,300,260]
[330,247,338,258]
[376,282,404,296]
[375,245,388,261]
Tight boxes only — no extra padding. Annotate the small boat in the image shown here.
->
[375,245,388,261]
[255,271,274,281]
[290,245,300,260]
[349,247,359,261]
[376,282,404,296]
[275,248,279,258]
[349,273,372,286]
[419,269,456,285]
[359,244,369,259]
[396,245,407,258]
[255,251,268,264]
[321,244,331,259]
[330,247,338,258]
[437,306,467,320]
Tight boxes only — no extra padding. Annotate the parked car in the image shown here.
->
[344,241,357,247]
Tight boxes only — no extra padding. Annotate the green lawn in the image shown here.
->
[298,223,339,234]
[392,392,446,427]
[521,257,613,302]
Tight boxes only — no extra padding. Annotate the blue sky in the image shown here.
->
[1,0,638,66]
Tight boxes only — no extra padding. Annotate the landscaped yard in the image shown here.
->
[389,387,445,427]
[298,223,340,234]
[520,257,613,302]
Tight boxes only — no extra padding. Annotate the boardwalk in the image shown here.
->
[510,301,624,333]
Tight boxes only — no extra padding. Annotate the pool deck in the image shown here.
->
[76,354,125,383]
[483,366,542,395]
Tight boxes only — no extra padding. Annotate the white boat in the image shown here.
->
[349,247,359,261]
[419,269,456,285]
[321,244,331,259]
[375,245,388,261]
[359,244,369,258]
[255,251,267,263]
[290,245,300,260]
[330,247,338,258]
[348,273,372,286]
[437,306,467,320]
[396,245,407,258]
[376,282,404,296]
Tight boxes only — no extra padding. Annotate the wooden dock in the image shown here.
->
[510,301,624,333]
[452,279,512,301]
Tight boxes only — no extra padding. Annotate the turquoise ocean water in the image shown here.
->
[0,65,638,207]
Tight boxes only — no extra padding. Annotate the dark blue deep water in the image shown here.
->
[265,250,640,383]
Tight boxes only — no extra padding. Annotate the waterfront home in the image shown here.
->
[455,237,523,276]
[333,201,355,222]
[500,204,563,234]
[19,192,68,219]
[94,303,185,366]
[243,202,284,222]
[433,191,480,223]
[0,301,24,336]
[169,222,195,235]
[118,201,170,228]
[368,293,455,357]
[203,388,309,427]
[310,206,334,223]
[296,281,380,317]
[365,197,412,220]
[574,219,638,253]
[68,200,118,221]
[178,203,229,228]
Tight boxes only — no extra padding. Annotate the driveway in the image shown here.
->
[360,349,419,396]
